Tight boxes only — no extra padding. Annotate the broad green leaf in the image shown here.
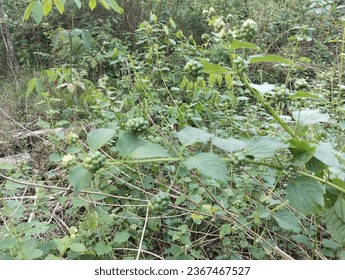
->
[288,139,316,166]
[35,78,44,94]
[117,132,146,157]
[114,231,131,244]
[250,83,275,94]
[81,30,92,49]
[321,239,341,250]
[68,165,93,191]
[0,163,14,170]
[191,213,204,225]
[32,0,44,24]
[106,0,123,13]
[99,0,109,9]
[325,208,345,245]
[24,1,36,20]
[231,40,260,50]
[292,109,330,125]
[334,196,345,223]
[249,54,293,65]
[245,137,288,159]
[290,91,320,99]
[94,242,111,256]
[69,243,87,253]
[201,61,230,75]
[287,176,324,214]
[129,142,170,159]
[176,126,213,146]
[73,0,82,8]
[89,0,97,10]
[43,0,53,15]
[26,77,36,97]
[54,236,71,254]
[54,0,64,14]
[314,142,342,170]
[211,136,247,152]
[219,224,232,239]
[87,128,114,151]
[273,210,302,233]
[2,200,25,218]
[183,153,227,182]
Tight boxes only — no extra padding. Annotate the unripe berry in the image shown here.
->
[213,18,225,33]
[61,154,77,168]
[125,117,150,134]
[273,85,290,102]
[83,151,106,173]
[238,19,257,41]
[65,132,79,145]
[184,60,204,78]
[294,78,309,90]
[149,192,170,213]
[233,57,248,73]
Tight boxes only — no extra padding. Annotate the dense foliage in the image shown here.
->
[1,0,345,260]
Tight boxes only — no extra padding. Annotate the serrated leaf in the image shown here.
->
[176,126,213,146]
[334,196,345,223]
[287,176,324,214]
[31,0,43,22]
[211,136,247,152]
[249,54,293,65]
[201,61,230,75]
[292,109,330,125]
[114,231,131,244]
[24,1,36,20]
[69,243,87,253]
[288,139,316,166]
[106,0,123,13]
[87,128,114,151]
[245,137,288,159]
[314,142,342,170]
[219,224,232,239]
[231,40,260,50]
[273,210,302,233]
[250,83,275,94]
[183,153,227,182]
[94,242,111,256]
[129,142,170,159]
[68,165,93,191]
[325,208,345,245]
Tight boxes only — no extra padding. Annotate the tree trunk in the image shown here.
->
[0,0,18,76]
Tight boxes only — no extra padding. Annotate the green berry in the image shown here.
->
[213,18,225,33]
[233,56,248,73]
[184,60,204,78]
[231,225,241,234]
[61,154,77,168]
[83,151,106,173]
[125,118,150,134]
[219,27,237,43]
[294,78,309,90]
[65,132,79,145]
[233,199,242,209]
[229,151,247,165]
[238,19,257,41]
[273,85,290,102]
[149,192,170,213]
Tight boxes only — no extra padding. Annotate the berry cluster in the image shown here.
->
[233,199,242,209]
[61,154,77,168]
[149,192,170,213]
[229,151,247,165]
[231,225,242,234]
[294,78,309,91]
[238,19,257,41]
[83,151,106,173]
[273,85,290,102]
[65,132,79,145]
[219,27,237,43]
[184,60,204,78]
[233,57,248,73]
[125,117,149,134]
[283,165,297,179]
[213,18,225,33]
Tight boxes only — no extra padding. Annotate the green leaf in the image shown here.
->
[245,137,288,159]
[73,0,82,8]
[183,153,227,182]
[68,165,93,191]
[334,196,345,223]
[290,90,320,99]
[24,1,36,20]
[219,224,232,239]
[43,0,53,15]
[26,78,36,97]
[273,209,302,233]
[287,176,324,214]
[231,40,260,50]
[314,142,342,170]
[114,231,131,244]
[176,126,213,146]
[69,243,87,253]
[99,0,109,9]
[211,136,247,152]
[32,1,43,24]
[81,31,92,49]
[201,61,230,75]
[249,54,293,65]
[250,83,275,94]
[288,139,316,166]
[87,128,114,151]
[94,242,111,256]
[129,142,170,159]
[89,0,97,10]
[191,213,204,225]
[0,163,14,170]
[54,0,64,14]
[106,0,123,13]
[325,208,345,245]
[54,236,71,254]
[292,109,330,125]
